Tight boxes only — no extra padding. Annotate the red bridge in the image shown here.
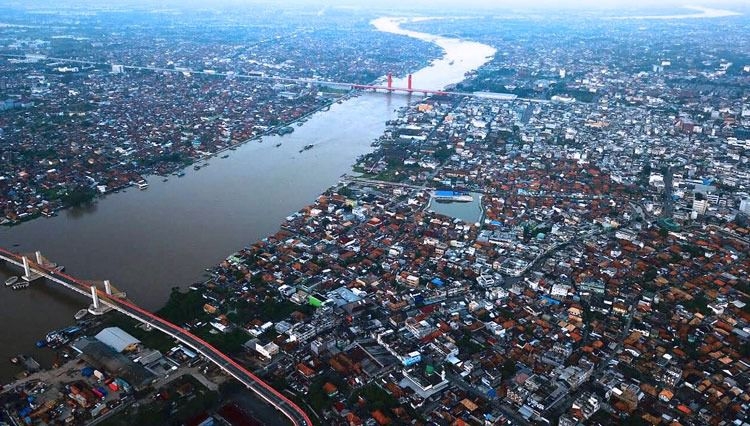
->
[0,247,312,426]
[351,72,447,95]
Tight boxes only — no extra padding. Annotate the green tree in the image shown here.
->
[62,186,97,207]
[501,359,516,379]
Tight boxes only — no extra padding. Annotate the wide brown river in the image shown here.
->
[0,17,496,383]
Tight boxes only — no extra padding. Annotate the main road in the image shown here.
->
[0,247,311,426]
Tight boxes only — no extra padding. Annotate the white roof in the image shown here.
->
[94,327,140,352]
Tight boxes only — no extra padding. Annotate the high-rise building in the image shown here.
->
[740,198,750,215]
[692,198,709,215]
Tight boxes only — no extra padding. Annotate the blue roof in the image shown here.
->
[431,278,444,286]
[541,295,561,305]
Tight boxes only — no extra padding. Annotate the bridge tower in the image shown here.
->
[90,286,100,310]
[22,256,31,279]
[104,280,112,295]
[387,72,393,91]
[88,285,108,315]
[35,251,43,265]
[407,74,413,92]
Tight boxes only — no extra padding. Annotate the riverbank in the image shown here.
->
[0,15,497,385]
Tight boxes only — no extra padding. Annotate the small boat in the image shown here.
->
[5,276,19,287]
[162,178,168,182]
[35,340,47,348]
[220,154,229,159]
[176,172,185,177]
[9,356,19,365]
[275,143,282,147]
[12,282,29,290]
[277,126,294,136]
[299,144,314,153]
[53,265,65,273]
[194,165,201,170]
[74,309,88,321]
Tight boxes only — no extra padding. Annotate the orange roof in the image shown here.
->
[297,363,315,377]
[323,382,338,395]
[677,404,692,415]
[371,410,391,425]
[659,389,674,401]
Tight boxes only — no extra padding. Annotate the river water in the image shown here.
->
[0,17,496,383]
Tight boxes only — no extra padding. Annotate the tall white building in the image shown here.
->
[740,198,750,215]
[692,199,709,215]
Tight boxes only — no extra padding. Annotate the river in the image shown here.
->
[0,17,496,384]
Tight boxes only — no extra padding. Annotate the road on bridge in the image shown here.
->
[0,247,311,426]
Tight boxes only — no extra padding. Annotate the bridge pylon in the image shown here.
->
[88,285,110,315]
[22,256,31,278]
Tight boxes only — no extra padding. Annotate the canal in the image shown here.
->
[0,17,496,382]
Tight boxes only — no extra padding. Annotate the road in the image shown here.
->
[0,248,312,426]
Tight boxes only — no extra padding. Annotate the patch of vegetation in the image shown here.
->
[258,298,314,322]
[157,288,209,325]
[457,333,484,356]
[195,328,249,355]
[61,186,97,207]
[349,383,399,412]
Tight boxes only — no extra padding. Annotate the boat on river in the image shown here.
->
[74,309,88,321]
[5,276,19,287]
[277,126,294,136]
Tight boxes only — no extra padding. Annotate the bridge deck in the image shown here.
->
[0,248,311,426]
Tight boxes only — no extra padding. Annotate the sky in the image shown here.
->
[9,0,750,10]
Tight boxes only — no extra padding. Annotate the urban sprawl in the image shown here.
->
[1,5,750,426]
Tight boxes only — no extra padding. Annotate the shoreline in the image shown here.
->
[0,15,498,389]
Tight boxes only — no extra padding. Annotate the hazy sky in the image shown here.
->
[335,0,747,7]
[10,0,749,11]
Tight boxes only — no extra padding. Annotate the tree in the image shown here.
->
[639,162,651,187]
[62,186,97,207]
[501,359,516,379]
[157,288,207,324]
